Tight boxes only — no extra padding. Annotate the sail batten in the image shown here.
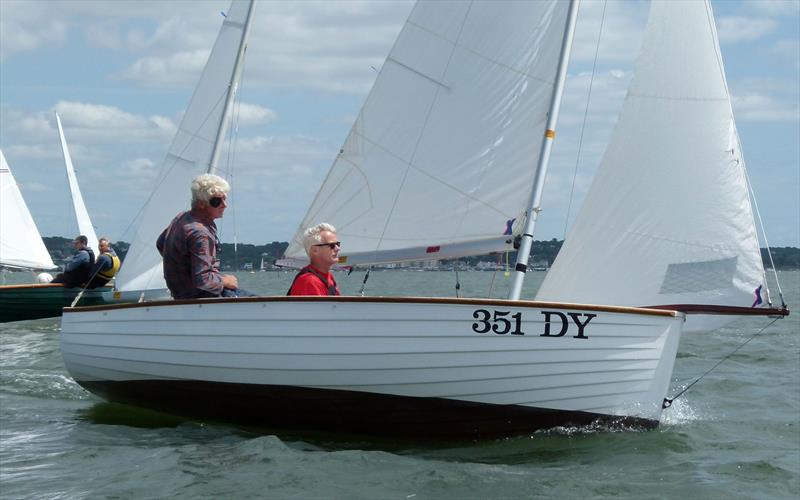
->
[284,0,571,266]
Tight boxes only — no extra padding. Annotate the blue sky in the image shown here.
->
[1,0,798,248]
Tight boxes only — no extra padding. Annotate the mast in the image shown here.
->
[508,0,581,301]
[207,0,256,175]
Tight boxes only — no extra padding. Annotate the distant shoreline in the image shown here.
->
[40,236,800,271]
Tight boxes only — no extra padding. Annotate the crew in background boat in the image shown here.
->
[156,173,254,299]
[287,223,341,296]
[86,237,120,288]
[51,235,95,288]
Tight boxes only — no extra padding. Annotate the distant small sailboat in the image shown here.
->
[60,0,787,439]
[0,149,56,272]
[0,117,110,323]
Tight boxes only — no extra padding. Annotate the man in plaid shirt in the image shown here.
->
[156,173,248,299]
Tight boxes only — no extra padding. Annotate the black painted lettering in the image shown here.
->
[540,311,568,337]
[511,312,524,335]
[472,309,491,334]
[568,313,595,339]
[492,311,511,334]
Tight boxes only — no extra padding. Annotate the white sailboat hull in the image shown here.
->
[61,297,684,438]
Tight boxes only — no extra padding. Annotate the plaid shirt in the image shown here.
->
[156,209,223,299]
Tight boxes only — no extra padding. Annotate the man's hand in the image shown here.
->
[222,274,238,289]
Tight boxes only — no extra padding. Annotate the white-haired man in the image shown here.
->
[156,173,252,299]
[287,222,341,296]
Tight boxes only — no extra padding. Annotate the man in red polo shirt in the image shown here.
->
[287,223,341,296]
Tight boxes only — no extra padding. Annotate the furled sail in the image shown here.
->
[0,149,56,270]
[536,0,767,331]
[282,0,571,267]
[115,0,253,292]
[55,112,99,257]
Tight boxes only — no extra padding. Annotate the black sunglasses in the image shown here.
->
[209,197,225,208]
[313,241,341,249]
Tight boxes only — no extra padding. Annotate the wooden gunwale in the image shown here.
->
[62,295,680,317]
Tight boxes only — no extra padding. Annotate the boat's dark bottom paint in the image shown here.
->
[79,380,658,439]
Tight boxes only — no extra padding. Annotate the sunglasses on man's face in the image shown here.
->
[313,241,341,250]
[209,197,225,208]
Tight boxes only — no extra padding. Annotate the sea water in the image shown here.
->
[1,270,798,499]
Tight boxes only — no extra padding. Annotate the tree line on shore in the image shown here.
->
[41,236,800,270]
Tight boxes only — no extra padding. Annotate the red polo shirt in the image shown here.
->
[288,265,340,296]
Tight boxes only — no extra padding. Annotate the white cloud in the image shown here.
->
[123,157,157,174]
[732,92,800,121]
[0,1,67,61]
[745,0,800,16]
[4,143,53,161]
[52,101,176,142]
[235,103,277,126]
[117,50,211,87]
[717,16,777,43]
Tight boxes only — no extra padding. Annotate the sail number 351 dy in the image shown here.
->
[471,309,595,339]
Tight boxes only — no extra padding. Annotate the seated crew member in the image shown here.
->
[86,237,120,288]
[156,173,254,299]
[51,235,95,287]
[287,222,341,296]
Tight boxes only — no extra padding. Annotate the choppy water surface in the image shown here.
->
[1,270,798,498]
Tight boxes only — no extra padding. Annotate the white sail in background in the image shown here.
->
[536,0,765,330]
[115,0,254,292]
[282,0,571,267]
[55,112,99,257]
[0,149,56,270]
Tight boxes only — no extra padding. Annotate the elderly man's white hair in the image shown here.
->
[191,173,230,206]
[303,223,336,255]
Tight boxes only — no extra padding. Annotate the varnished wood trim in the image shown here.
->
[0,283,67,290]
[63,294,679,317]
[645,304,790,316]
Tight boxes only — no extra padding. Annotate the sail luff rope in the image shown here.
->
[663,316,781,409]
[562,0,607,239]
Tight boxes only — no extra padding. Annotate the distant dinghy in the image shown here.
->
[0,140,110,323]
[61,0,787,439]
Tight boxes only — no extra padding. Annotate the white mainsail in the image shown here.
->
[282,1,571,267]
[115,0,254,293]
[536,0,766,330]
[0,149,56,270]
[55,112,99,257]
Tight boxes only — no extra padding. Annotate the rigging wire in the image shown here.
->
[223,41,249,273]
[662,316,782,409]
[742,159,787,309]
[562,0,608,239]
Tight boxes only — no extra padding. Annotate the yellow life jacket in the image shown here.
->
[97,251,121,281]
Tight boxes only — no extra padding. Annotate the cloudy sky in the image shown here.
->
[1,0,798,248]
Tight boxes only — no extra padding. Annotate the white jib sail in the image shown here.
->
[282,0,571,267]
[55,112,99,258]
[0,149,56,270]
[536,0,765,330]
[115,0,252,293]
